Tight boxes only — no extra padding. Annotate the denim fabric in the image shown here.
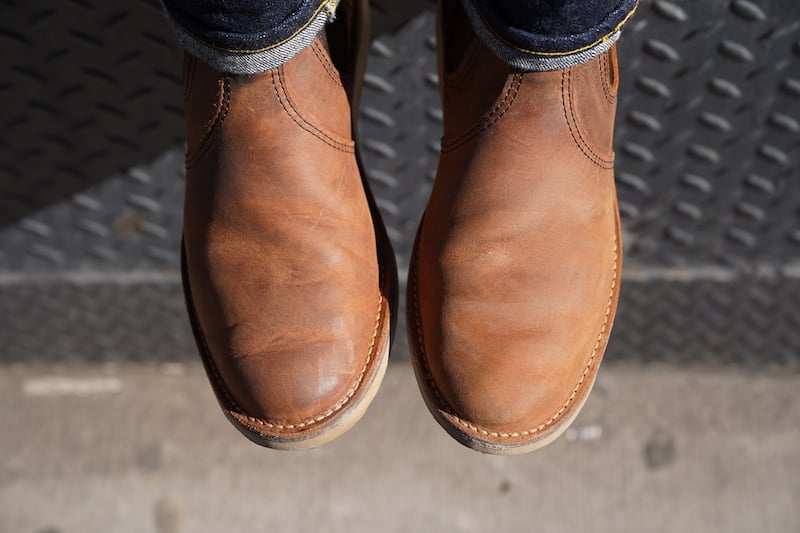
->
[163,0,638,74]
[161,0,335,75]
[478,0,638,55]
[461,0,637,71]
[163,0,324,52]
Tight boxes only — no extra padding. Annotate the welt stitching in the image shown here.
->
[311,41,343,87]
[562,70,614,169]
[188,255,383,429]
[441,73,523,152]
[185,234,384,431]
[208,182,388,430]
[186,77,231,169]
[237,175,393,429]
[412,226,619,440]
[237,293,383,430]
[272,68,355,153]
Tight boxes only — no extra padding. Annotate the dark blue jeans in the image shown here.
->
[162,0,637,74]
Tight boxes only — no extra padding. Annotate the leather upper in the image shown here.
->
[411,2,622,447]
[182,37,389,438]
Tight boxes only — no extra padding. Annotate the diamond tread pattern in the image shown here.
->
[0,0,799,366]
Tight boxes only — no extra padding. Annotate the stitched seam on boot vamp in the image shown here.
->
[599,53,617,105]
[272,67,354,152]
[441,72,523,152]
[561,69,615,169]
[312,40,344,87]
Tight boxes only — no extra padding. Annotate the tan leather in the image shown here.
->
[409,0,622,454]
[181,23,394,448]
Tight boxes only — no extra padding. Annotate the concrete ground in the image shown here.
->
[1,359,798,533]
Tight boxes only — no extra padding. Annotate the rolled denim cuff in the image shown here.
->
[161,0,336,75]
[460,0,638,71]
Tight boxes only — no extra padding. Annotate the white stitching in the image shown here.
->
[412,231,619,440]
[229,292,384,430]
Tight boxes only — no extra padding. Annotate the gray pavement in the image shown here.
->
[1,359,798,533]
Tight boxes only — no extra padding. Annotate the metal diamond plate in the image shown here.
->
[1,0,799,367]
[3,274,799,369]
[616,0,800,266]
[0,0,184,234]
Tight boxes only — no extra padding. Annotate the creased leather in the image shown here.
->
[182,34,390,441]
[410,0,622,450]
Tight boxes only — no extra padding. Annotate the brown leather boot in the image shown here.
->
[408,0,622,454]
[181,0,396,449]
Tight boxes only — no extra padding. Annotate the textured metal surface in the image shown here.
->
[0,150,184,269]
[0,280,192,363]
[360,14,439,283]
[1,0,799,366]
[611,273,800,370]
[4,274,799,369]
[616,0,800,266]
[0,0,184,231]
[3,1,799,271]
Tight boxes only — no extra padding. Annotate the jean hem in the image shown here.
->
[162,1,331,75]
[460,0,635,71]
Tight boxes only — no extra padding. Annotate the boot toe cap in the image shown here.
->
[226,343,370,430]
